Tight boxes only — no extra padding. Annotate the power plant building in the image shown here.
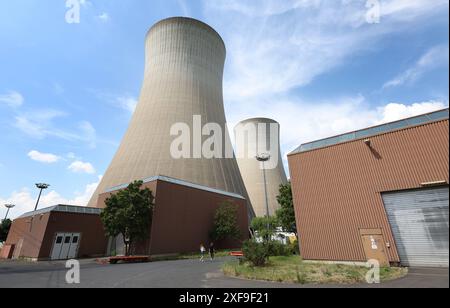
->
[288,109,449,268]
[99,176,249,257]
[2,17,252,260]
[88,17,251,217]
[2,176,249,260]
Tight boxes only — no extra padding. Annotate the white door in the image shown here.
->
[67,234,81,259]
[51,233,65,260]
[51,233,81,260]
[59,234,73,260]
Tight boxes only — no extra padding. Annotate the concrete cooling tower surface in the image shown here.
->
[235,118,288,218]
[88,17,251,216]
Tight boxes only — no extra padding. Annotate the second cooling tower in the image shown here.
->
[88,17,250,214]
[235,118,288,217]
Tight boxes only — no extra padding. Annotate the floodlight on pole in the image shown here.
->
[4,204,15,221]
[256,153,271,219]
[34,183,50,212]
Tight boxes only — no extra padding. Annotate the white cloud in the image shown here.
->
[208,0,448,19]
[207,0,320,17]
[78,121,97,148]
[383,45,449,88]
[202,0,449,174]
[14,110,98,148]
[68,161,96,174]
[97,12,110,22]
[116,96,138,113]
[0,91,24,108]
[28,150,61,164]
[92,90,138,114]
[79,0,93,8]
[381,0,449,20]
[376,101,447,123]
[0,176,102,220]
[203,0,448,102]
[14,109,69,139]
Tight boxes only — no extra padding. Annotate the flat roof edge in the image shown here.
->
[289,108,449,156]
[105,175,246,200]
[17,205,102,219]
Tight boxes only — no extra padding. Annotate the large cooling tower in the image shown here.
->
[88,17,251,214]
[234,118,288,217]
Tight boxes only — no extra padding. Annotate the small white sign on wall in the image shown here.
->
[370,236,378,250]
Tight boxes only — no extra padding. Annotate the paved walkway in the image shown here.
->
[0,258,447,288]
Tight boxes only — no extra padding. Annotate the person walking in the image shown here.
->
[209,242,215,261]
[200,244,206,262]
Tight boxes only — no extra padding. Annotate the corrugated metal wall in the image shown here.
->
[288,120,449,263]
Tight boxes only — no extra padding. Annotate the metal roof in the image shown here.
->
[106,175,246,200]
[18,205,102,219]
[290,108,449,155]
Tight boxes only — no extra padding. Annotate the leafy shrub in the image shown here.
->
[266,240,300,257]
[251,216,279,241]
[267,241,290,257]
[288,239,300,255]
[242,240,269,267]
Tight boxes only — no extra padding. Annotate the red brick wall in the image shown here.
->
[40,212,108,259]
[149,180,249,255]
[98,179,250,256]
[6,212,107,260]
[6,214,50,259]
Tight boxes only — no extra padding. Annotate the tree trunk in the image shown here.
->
[128,239,133,256]
[123,237,130,256]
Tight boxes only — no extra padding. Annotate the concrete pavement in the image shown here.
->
[0,258,448,288]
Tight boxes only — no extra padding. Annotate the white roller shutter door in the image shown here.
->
[382,186,449,267]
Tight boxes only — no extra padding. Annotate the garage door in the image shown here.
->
[50,233,81,260]
[382,186,449,267]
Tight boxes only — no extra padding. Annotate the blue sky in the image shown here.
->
[0,0,448,219]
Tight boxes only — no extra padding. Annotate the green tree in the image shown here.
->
[276,182,297,236]
[0,219,12,242]
[210,201,242,242]
[251,216,279,242]
[100,181,155,256]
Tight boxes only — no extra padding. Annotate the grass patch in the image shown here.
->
[222,256,408,285]
[151,249,235,262]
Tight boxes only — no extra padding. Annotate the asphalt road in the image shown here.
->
[0,257,448,288]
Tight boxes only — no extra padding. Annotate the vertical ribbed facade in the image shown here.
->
[235,118,288,217]
[288,119,449,263]
[88,17,249,210]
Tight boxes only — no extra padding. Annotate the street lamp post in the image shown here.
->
[4,204,15,221]
[29,183,50,233]
[256,153,271,239]
[34,183,50,212]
